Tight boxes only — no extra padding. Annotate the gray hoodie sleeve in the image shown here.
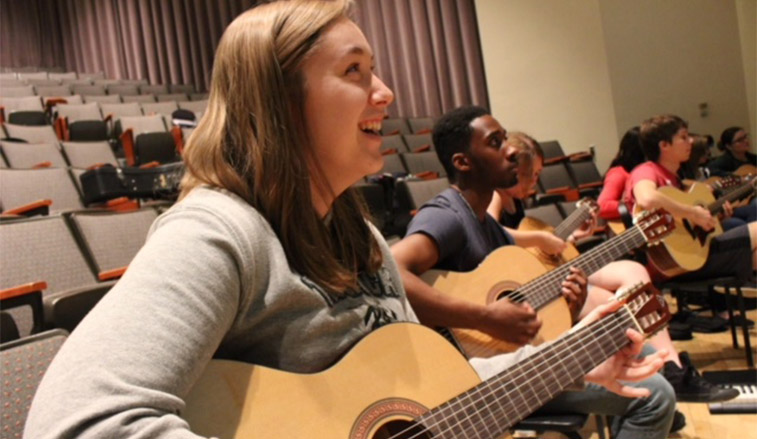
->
[24,203,252,439]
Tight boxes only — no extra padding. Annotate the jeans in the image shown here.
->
[534,344,676,439]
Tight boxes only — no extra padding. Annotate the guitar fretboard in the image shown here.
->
[553,204,592,241]
[508,226,647,310]
[417,308,635,438]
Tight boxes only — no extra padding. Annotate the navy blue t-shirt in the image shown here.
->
[405,188,515,272]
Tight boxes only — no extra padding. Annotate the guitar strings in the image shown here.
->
[505,224,646,308]
[435,312,631,439]
[386,308,638,439]
[395,310,632,439]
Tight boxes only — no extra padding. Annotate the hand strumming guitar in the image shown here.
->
[478,299,542,346]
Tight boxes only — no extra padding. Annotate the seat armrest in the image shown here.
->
[0,282,47,334]
[98,267,127,281]
[2,199,52,217]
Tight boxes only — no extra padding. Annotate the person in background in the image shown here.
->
[597,126,646,221]
[707,126,756,177]
[487,132,736,404]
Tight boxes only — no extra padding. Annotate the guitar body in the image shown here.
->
[182,323,494,439]
[734,164,757,177]
[421,246,572,358]
[646,184,723,277]
[518,216,580,270]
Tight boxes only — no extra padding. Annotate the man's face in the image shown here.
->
[661,127,692,164]
[465,115,519,189]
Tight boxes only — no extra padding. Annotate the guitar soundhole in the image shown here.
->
[372,420,432,439]
[496,288,515,301]
[488,280,520,304]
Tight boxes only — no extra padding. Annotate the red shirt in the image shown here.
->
[597,166,629,220]
[623,161,681,213]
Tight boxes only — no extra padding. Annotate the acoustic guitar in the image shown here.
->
[182,283,669,439]
[518,198,598,270]
[646,179,757,277]
[421,209,674,358]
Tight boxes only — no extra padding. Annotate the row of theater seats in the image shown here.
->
[1,206,164,340]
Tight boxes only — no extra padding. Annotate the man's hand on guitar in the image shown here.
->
[722,200,734,218]
[581,301,666,398]
[535,231,567,255]
[562,266,588,321]
[568,212,598,242]
[686,205,717,231]
[479,300,541,346]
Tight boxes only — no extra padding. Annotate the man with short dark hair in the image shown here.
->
[391,106,677,439]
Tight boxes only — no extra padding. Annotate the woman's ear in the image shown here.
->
[452,152,471,173]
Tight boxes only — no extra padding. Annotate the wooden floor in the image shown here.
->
[543,292,757,439]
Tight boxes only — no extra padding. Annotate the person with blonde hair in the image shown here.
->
[24,2,663,438]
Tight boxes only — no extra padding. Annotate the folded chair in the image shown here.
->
[406,116,434,134]
[68,208,158,282]
[381,117,410,136]
[0,215,113,336]
[0,167,83,215]
[0,140,67,169]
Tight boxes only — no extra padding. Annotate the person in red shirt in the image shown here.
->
[625,114,756,294]
[597,126,645,220]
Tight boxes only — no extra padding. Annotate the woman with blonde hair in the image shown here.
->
[25,2,662,438]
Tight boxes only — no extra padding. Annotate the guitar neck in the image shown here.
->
[708,181,755,214]
[418,308,636,437]
[553,204,592,241]
[513,225,647,309]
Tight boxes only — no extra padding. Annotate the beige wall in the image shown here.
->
[475,0,754,172]
[474,0,620,171]
[736,0,756,142]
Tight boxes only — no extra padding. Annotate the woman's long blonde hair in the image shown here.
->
[180,0,382,293]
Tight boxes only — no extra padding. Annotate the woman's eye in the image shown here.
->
[346,63,360,75]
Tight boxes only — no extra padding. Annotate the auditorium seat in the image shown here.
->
[78,72,106,81]
[156,93,189,102]
[72,84,106,96]
[122,94,156,103]
[0,167,84,214]
[139,84,169,95]
[68,207,158,280]
[17,72,48,81]
[402,132,434,152]
[61,78,94,86]
[395,177,450,211]
[380,117,410,136]
[0,329,68,437]
[106,84,140,96]
[3,124,60,144]
[169,84,195,94]
[117,114,179,165]
[48,72,77,81]
[406,116,434,134]
[0,214,112,335]
[0,141,67,168]
[1,85,36,98]
[101,102,143,120]
[26,78,61,87]
[400,151,447,178]
[178,100,208,114]
[141,101,179,116]
[61,141,119,169]
[83,94,121,104]
[55,103,108,142]
[379,134,407,155]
